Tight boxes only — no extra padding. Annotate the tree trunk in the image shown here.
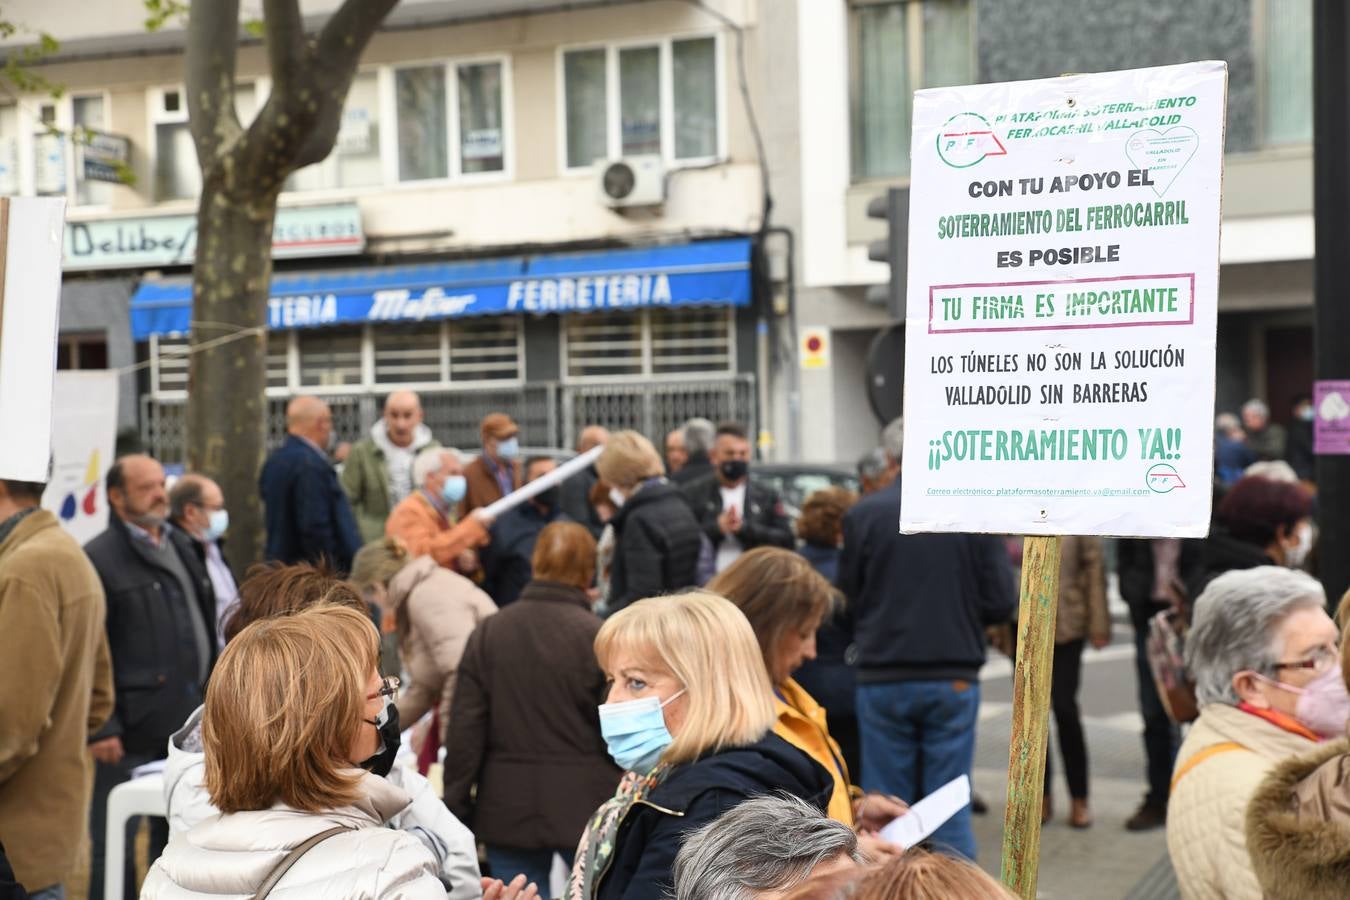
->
[186,184,279,577]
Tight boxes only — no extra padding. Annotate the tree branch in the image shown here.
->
[263,0,305,92]
[315,0,400,75]
[186,0,243,169]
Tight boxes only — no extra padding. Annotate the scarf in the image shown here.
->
[567,763,673,900]
[1238,701,1321,743]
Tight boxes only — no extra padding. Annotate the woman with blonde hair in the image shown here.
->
[142,604,447,897]
[594,430,702,612]
[350,535,496,759]
[709,548,906,856]
[781,849,1016,900]
[569,591,833,900]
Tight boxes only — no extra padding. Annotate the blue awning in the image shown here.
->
[130,238,752,340]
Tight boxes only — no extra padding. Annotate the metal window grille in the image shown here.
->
[152,332,288,397]
[298,327,363,387]
[449,318,522,382]
[565,312,644,379]
[650,307,732,374]
[374,322,443,384]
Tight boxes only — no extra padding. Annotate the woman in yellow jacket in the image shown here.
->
[708,547,907,856]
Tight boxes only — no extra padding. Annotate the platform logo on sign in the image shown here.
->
[937,113,1008,169]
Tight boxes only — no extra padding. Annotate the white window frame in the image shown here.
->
[387,53,517,188]
[557,32,727,175]
[848,0,977,183]
[559,307,737,384]
[0,91,116,209]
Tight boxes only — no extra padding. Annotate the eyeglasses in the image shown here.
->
[1273,645,1339,675]
[365,675,401,701]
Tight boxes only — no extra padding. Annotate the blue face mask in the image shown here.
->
[496,437,520,460]
[441,475,467,505]
[204,509,229,541]
[598,689,686,773]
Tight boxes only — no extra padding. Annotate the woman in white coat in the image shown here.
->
[142,604,450,899]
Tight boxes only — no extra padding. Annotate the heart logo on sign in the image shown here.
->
[1125,126,1199,197]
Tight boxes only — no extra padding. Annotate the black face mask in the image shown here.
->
[719,459,749,482]
[534,486,561,510]
[360,699,401,778]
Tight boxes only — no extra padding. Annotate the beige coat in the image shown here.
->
[1166,703,1317,900]
[390,556,496,742]
[1055,535,1110,645]
[141,771,445,898]
[0,509,113,889]
[1246,737,1350,900]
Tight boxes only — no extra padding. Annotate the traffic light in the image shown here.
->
[866,187,908,320]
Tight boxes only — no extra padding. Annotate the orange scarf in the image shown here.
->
[1237,701,1321,742]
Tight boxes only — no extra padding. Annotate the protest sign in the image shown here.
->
[41,371,118,544]
[0,197,67,482]
[900,61,1227,538]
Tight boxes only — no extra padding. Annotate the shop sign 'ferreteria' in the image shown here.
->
[899,61,1228,538]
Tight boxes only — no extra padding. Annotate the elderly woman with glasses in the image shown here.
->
[143,604,449,898]
[1165,567,1344,900]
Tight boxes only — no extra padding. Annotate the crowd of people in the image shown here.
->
[1,387,1348,900]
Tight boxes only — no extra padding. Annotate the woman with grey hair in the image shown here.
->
[672,795,862,900]
[1165,566,1343,900]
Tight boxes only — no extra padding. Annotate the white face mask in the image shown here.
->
[1286,522,1313,569]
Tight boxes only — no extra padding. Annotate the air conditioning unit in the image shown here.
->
[597,155,665,208]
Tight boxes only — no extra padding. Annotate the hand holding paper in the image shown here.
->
[878,775,971,850]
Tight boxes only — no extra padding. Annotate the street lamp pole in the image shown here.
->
[1313,0,1350,611]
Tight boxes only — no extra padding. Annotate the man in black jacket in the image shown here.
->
[682,422,793,575]
[84,455,217,900]
[836,421,1015,861]
[481,457,569,607]
[685,423,788,577]
[558,425,607,539]
[671,418,715,486]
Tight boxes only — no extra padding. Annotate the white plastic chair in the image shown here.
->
[104,773,166,900]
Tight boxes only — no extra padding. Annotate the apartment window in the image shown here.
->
[392,59,508,183]
[0,105,17,194]
[1263,0,1313,146]
[288,72,383,191]
[154,84,257,201]
[562,35,721,170]
[565,309,733,380]
[851,0,974,179]
[73,96,112,206]
[34,103,64,196]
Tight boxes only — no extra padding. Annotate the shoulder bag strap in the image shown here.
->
[251,825,351,900]
[1169,741,1249,795]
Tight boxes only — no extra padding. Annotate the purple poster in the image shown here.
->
[1314,380,1350,455]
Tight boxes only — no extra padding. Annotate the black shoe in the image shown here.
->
[1124,800,1167,831]
[971,792,989,816]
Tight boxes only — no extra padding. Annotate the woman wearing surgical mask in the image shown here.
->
[1189,474,1316,599]
[351,536,496,766]
[1248,593,1350,900]
[143,604,453,898]
[569,591,834,900]
[160,564,482,898]
[1165,567,1343,900]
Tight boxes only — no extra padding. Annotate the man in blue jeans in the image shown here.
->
[837,419,1016,860]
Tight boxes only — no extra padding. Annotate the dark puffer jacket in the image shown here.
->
[594,733,833,900]
[607,481,701,612]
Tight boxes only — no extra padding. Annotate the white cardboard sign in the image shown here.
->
[41,371,118,543]
[0,197,68,482]
[900,61,1227,537]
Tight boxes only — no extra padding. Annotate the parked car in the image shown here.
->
[751,462,859,524]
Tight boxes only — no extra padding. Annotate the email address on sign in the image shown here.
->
[926,487,1150,497]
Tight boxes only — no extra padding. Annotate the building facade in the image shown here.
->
[774,0,1315,464]
[6,0,771,458]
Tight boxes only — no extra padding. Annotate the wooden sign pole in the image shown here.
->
[1000,534,1063,898]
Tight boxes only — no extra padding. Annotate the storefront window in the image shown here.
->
[266,332,290,389]
[566,312,643,378]
[299,327,363,386]
[650,308,732,374]
[566,309,734,380]
[374,322,444,384]
[449,318,521,382]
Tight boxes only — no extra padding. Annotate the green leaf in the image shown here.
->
[243,18,265,38]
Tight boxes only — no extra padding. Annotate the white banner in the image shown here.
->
[41,371,118,544]
[900,61,1227,537]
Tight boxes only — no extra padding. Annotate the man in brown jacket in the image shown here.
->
[460,413,522,516]
[0,476,113,897]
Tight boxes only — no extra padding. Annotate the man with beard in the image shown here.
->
[84,455,217,899]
